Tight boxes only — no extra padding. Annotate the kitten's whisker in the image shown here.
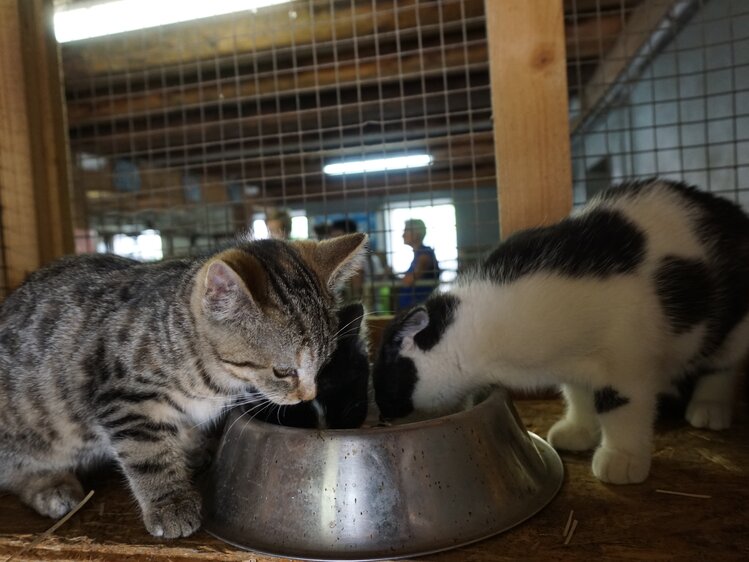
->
[246,400,275,424]
[225,403,262,436]
[275,404,284,425]
[239,400,271,415]
[331,310,375,340]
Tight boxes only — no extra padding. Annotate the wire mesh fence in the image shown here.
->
[60,0,495,313]
[568,0,748,207]
[54,0,749,311]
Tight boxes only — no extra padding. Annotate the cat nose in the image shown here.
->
[298,385,316,402]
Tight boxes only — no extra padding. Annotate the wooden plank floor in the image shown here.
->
[1,398,747,561]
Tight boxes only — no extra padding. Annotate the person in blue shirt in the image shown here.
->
[398,219,440,309]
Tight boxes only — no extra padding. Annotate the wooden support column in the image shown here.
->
[485,0,573,238]
[0,0,73,294]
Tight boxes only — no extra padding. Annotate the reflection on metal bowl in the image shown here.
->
[201,387,563,561]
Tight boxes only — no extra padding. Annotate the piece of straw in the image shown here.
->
[5,490,95,562]
[655,489,711,499]
[563,510,575,537]
[563,519,578,546]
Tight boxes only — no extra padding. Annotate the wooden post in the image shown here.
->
[485,0,573,238]
[0,0,73,294]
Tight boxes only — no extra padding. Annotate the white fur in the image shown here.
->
[400,182,749,484]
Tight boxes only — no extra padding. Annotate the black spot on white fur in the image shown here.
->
[655,257,712,334]
[373,357,417,420]
[481,209,646,284]
[597,179,749,358]
[594,387,630,414]
[414,294,459,351]
[373,308,426,419]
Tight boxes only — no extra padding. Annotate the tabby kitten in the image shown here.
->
[253,302,370,429]
[0,233,366,538]
[374,179,749,484]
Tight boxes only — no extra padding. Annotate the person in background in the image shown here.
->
[265,208,292,240]
[398,218,440,308]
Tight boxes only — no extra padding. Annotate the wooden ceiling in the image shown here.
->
[61,0,644,210]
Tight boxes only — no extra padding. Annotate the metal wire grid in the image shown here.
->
[61,0,495,293]
[568,0,749,206]
[58,0,749,311]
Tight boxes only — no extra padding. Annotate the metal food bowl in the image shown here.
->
[201,387,563,561]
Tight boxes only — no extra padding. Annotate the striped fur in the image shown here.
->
[0,234,366,537]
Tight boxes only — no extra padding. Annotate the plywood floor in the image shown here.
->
[1,398,747,562]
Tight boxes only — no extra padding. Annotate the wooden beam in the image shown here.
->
[485,0,573,238]
[66,42,489,126]
[79,164,500,207]
[73,130,496,190]
[65,7,623,130]
[0,0,41,293]
[19,0,75,264]
[564,0,642,15]
[0,0,73,295]
[68,88,493,159]
[61,0,487,80]
[565,13,623,60]
[63,14,628,130]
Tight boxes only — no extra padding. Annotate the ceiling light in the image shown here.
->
[323,154,433,176]
[54,0,291,43]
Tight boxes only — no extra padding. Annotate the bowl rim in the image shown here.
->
[225,385,510,437]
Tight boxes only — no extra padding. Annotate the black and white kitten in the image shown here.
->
[373,179,749,484]
[253,302,370,429]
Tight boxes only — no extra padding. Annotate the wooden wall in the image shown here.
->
[0,0,72,294]
[486,1,573,236]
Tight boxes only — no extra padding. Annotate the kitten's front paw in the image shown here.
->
[547,419,600,451]
[28,480,85,519]
[686,401,731,430]
[143,490,202,538]
[592,447,650,484]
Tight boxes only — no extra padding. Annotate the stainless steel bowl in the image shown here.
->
[201,387,563,561]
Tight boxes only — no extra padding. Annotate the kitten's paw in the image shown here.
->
[28,479,85,519]
[143,490,202,538]
[686,401,731,430]
[547,419,600,451]
[592,447,650,484]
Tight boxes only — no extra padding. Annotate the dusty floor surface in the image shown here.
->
[1,398,747,561]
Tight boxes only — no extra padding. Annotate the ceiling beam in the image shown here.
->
[61,0,487,79]
[66,42,488,126]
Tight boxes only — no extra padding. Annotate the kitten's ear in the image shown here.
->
[204,261,245,301]
[294,233,367,292]
[202,251,268,314]
[397,306,429,350]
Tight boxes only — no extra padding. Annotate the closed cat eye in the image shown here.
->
[273,368,298,379]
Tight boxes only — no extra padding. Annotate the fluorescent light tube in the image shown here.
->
[54,0,291,43]
[323,154,433,176]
